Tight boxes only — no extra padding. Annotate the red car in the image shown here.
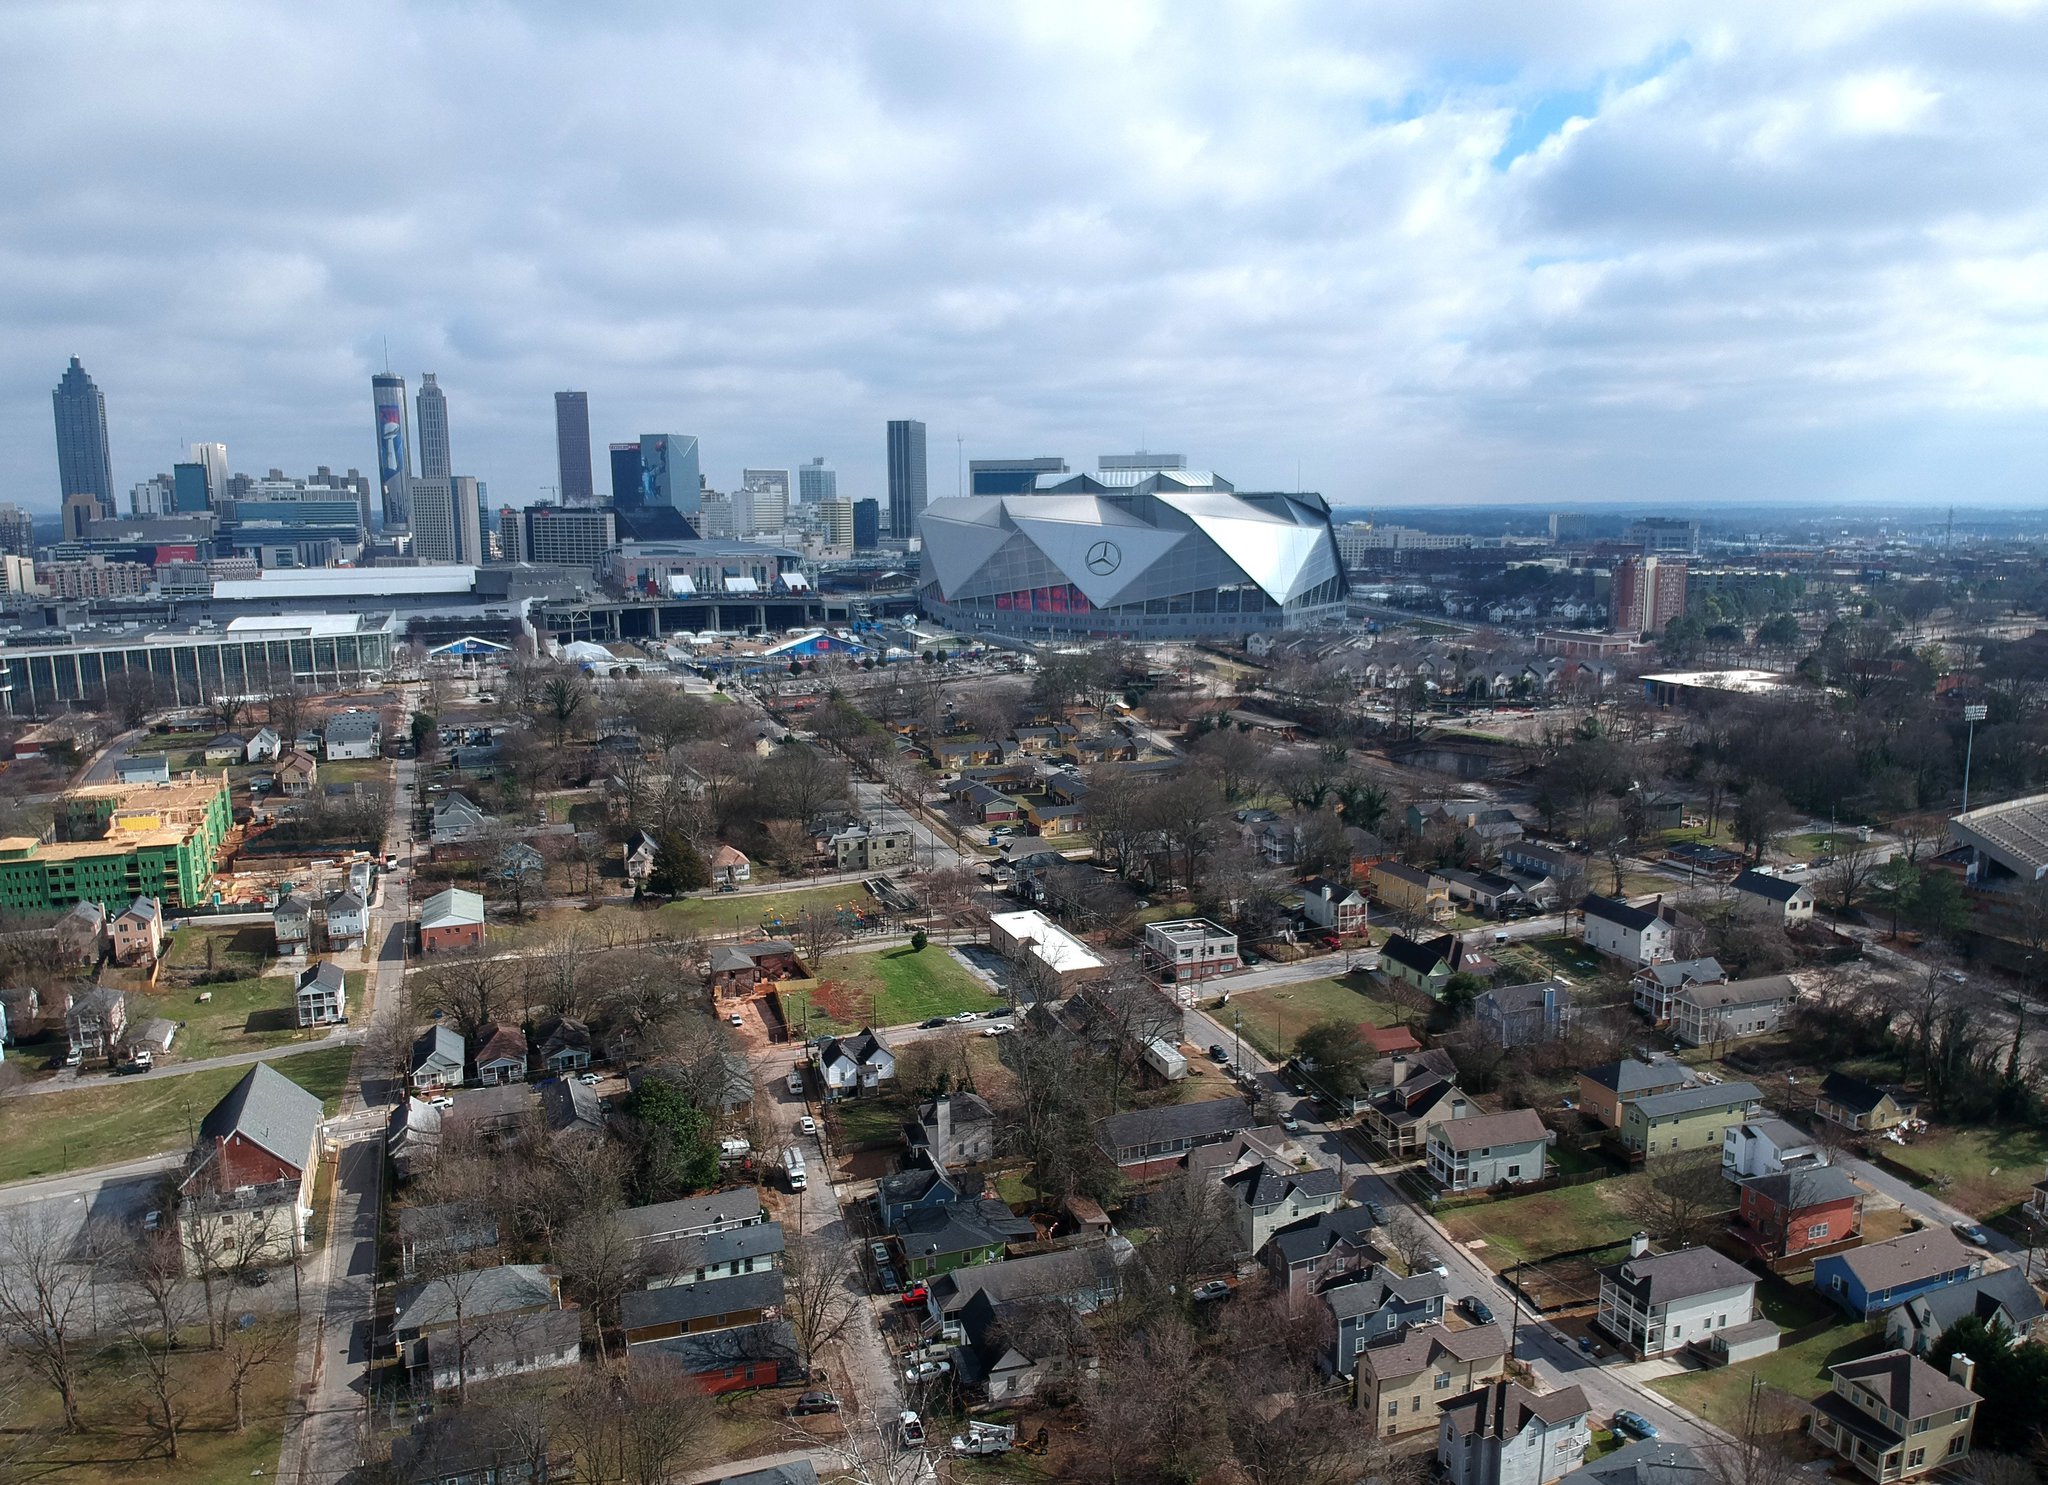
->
[899,1284,929,1306]
[1319,934,1342,950]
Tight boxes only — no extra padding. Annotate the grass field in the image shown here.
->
[0,1046,355,1184]
[162,923,272,976]
[1652,1322,1884,1430]
[1883,1124,2048,1217]
[781,944,999,1034]
[493,882,888,948]
[153,971,368,1060]
[1229,974,1416,1061]
[321,757,394,787]
[1439,1177,1645,1267]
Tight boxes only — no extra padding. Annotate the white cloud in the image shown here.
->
[1,0,2045,511]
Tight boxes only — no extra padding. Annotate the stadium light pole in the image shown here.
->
[1961,704,1988,813]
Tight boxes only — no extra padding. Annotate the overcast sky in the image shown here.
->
[6,0,2047,515]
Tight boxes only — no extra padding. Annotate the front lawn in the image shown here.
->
[491,882,887,948]
[152,971,367,1061]
[781,945,1000,1033]
[1652,1323,1884,1431]
[320,756,394,787]
[827,1095,908,1150]
[162,924,272,976]
[0,1046,355,1183]
[1439,1177,1645,1268]
[1228,975,1416,1061]
[1883,1124,2048,1218]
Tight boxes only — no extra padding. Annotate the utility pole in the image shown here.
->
[1961,704,1987,813]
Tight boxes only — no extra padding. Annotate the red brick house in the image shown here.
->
[176,1061,323,1263]
[418,888,486,955]
[1731,1166,1863,1261]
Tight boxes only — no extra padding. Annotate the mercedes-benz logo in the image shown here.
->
[1085,540,1122,575]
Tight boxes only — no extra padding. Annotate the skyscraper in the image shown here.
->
[409,478,478,565]
[190,443,229,505]
[969,456,1067,494]
[1611,556,1688,635]
[451,476,484,565]
[886,420,927,540]
[0,504,38,559]
[371,373,412,529]
[741,468,791,502]
[555,392,594,503]
[818,497,854,550]
[637,435,702,517]
[609,443,642,507]
[416,373,452,482]
[172,462,211,514]
[798,457,836,505]
[52,357,114,509]
[853,498,880,551]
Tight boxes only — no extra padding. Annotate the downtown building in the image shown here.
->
[887,420,927,540]
[917,462,1345,640]
[1611,556,1689,636]
[52,357,115,513]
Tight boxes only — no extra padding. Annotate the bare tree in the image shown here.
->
[221,1316,295,1432]
[111,1237,196,1459]
[794,905,852,980]
[0,1205,102,1431]
[267,684,306,745]
[781,1229,864,1373]
[1139,1172,1243,1297]
[419,955,510,1043]
[1621,1154,1731,1247]
[1380,1211,1441,1276]
[1706,1377,1809,1485]
[554,1211,645,1363]
[552,1357,714,1485]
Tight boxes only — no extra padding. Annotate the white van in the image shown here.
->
[787,1067,805,1097]
[782,1147,808,1191]
[718,1137,752,1162]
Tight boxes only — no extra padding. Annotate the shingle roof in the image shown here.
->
[620,1271,785,1330]
[1434,1107,1549,1154]
[198,1060,323,1171]
[296,960,346,995]
[1440,1380,1591,1441]
[1834,1230,1974,1291]
[1628,1080,1762,1120]
[1602,1246,1757,1305]
[1222,1163,1343,1210]
[1581,894,1662,932]
[1830,1349,1979,1417]
[1095,1097,1253,1156]
[1573,1439,1712,1485]
[1373,861,1438,889]
[1380,934,1448,975]
[1264,1204,1382,1267]
[1818,1071,1896,1115]
[1732,868,1807,903]
[930,1244,1119,1313]
[394,1264,555,1334]
[1321,1267,1447,1320]
[1582,1056,1692,1096]
[324,711,381,741]
[1675,975,1794,1009]
[412,1023,464,1072]
[1741,1166,1862,1209]
[618,1190,765,1241]
[1358,1321,1507,1380]
[1640,957,1726,989]
[1898,1266,2045,1334]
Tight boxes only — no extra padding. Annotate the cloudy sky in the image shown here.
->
[6,0,2047,515]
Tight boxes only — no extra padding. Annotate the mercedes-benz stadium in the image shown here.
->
[916,467,1346,639]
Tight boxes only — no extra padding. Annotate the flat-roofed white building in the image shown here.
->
[990,909,1107,990]
[1142,918,1239,983]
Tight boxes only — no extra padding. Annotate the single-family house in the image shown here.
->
[418,888,486,955]
[1730,1166,1864,1261]
[54,900,108,966]
[1670,975,1795,1048]
[245,727,282,763]
[622,1272,786,1346]
[205,734,248,765]
[906,1092,996,1171]
[706,938,802,999]
[109,895,163,965]
[1814,1230,1980,1320]
[176,1061,324,1264]
[410,1025,466,1090]
[925,1243,1125,1328]
[397,1201,499,1277]
[1094,1098,1255,1178]
[1437,1381,1592,1485]
[115,753,171,786]
[1499,842,1583,903]
[273,892,313,954]
[1379,933,1451,997]
[422,1308,580,1394]
[642,1321,802,1395]
[1808,1350,1980,1482]
[1361,1323,1509,1437]
[1730,868,1815,926]
[1370,861,1452,921]
[387,1407,554,1485]
[1722,1117,1827,1180]
[1580,895,1676,966]
[1441,867,1527,918]
[472,1023,528,1085]
[1297,877,1369,935]
[66,985,127,1060]
[709,844,751,886]
[639,1218,787,1293]
[1597,1242,1761,1359]
[386,1098,443,1181]
[1568,1440,1712,1485]
[1323,1265,1450,1377]
[1632,958,1728,1023]
[1883,1267,2046,1355]
[961,782,1021,824]
[393,1264,561,1351]
[816,1027,894,1097]
[322,888,367,950]
[2028,1169,2048,1228]
[1428,1108,1551,1192]
[430,792,493,843]
[1816,1072,1917,1133]
[541,1077,607,1144]
[618,1190,769,1268]
[1620,1081,1763,1159]
[892,1197,1034,1280]
[1473,981,1573,1047]
[1218,1160,1344,1255]
[1262,1205,1385,1299]
[323,710,382,760]
[1360,1053,1469,1157]
[876,1166,970,1230]
[623,829,660,886]
[0,986,38,1048]
[444,1083,535,1142]
[1577,1055,1694,1130]
[274,748,318,796]
[294,960,348,1027]
[533,1015,592,1074]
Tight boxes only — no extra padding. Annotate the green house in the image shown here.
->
[892,1198,1035,1280]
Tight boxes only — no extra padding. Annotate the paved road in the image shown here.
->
[76,726,145,784]
[1175,996,1730,1451]
[8,1028,363,1098]
[0,1152,183,1217]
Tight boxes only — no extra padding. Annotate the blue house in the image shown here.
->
[1813,1229,1979,1320]
[876,1165,967,1229]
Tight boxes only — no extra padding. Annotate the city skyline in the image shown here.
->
[6,5,2048,511]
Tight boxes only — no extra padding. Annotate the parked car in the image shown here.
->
[790,1391,841,1416]
[921,1017,949,1029]
[1278,1113,1301,1132]
[876,1264,900,1293]
[1952,1220,1991,1247]
[904,1360,951,1384]
[898,1411,927,1446]
[142,1210,163,1232]
[949,1011,978,1023]
[1190,1280,1232,1302]
[728,1010,745,1026]
[1459,1295,1495,1325]
[1612,1411,1658,1440]
[985,1007,1012,1018]
[981,1024,1013,1038]
[796,1115,817,1136]
[576,1072,601,1086]
[1418,1254,1449,1277]
[900,1284,929,1305]
[244,1267,271,1288]
[1208,1044,1229,1062]
[1240,951,1261,966]
[870,1241,892,1268]
[429,1095,455,1110]
[1363,1200,1389,1225]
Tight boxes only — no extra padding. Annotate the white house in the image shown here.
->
[1580,895,1676,966]
[1437,1380,1592,1485]
[245,727,283,763]
[1296,878,1369,935]
[1730,869,1815,926]
[1722,1117,1828,1180]
[1427,1108,1551,1192]
[322,888,368,950]
[817,1028,894,1097]
[1596,1241,1760,1359]
[324,710,382,760]
[295,961,348,1027]
[273,893,314,955]
[1670,975,1795,1049]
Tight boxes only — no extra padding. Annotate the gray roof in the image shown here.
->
[1894,1266,2045,1334]
[1602,1246,1757,1305]
[412,1023,465,1073]
[1830,1349,1980,1416]
[1640,957,1725,989]
[1581,894,1662,932]
[1675,976,1794,1010]
[1740,1166,1862,1209]
[1629,1080,1762,1120]
[297,960,346,994]
[541,1077,605,1136]
[1096,1097,1254,1157]
[1322,1266,1447,1320]
[1434,1107,1549,1154]
[893,1198,1034,1260]
[1477,980,1568,1014]
[1380,934,1448,975]
[1222,1162,1344,1210]
[394,1263,556,1334]
[324,888,365,913]
[1440,1380,1591,1441]
[274,892,313,920]
[198,1060,323,1171]
[1569,1439,1711,1485]
[618,1189,765,1241]
[424,1307,579,1375]
[1818,1071,1899,1114]
[1834,1230,1975,1291]
[1358,1321,1508,1380]
[645,1320,802,1389]
[1264,1204,1382,1267]
[324,711,381,741]
[1732,869,1807,903]
[1581,1056,1691,1097]
[930,1243,1120,1314]
[620,1270,784,1330]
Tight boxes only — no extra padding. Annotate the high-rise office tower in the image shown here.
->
[741,468,791,502]
[886,420,927,540]
[451,476,484,565]
[1611,556,1688,635]
[636,435,702,517]
[610,443,643,508]
[129,476,173,516]
[410,479,468,564]
[52,357,115,509]
[969,456,1068,495]
[172,462,211,514]
[798,457,836,505]
[853,498,880,551]
[371,373,413,529]
[416,373,452,482]
[190,442,229,504]
[555,392,594,504]
[0,504,37,559]
[63,493,101,542]
[817,497,854,550]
